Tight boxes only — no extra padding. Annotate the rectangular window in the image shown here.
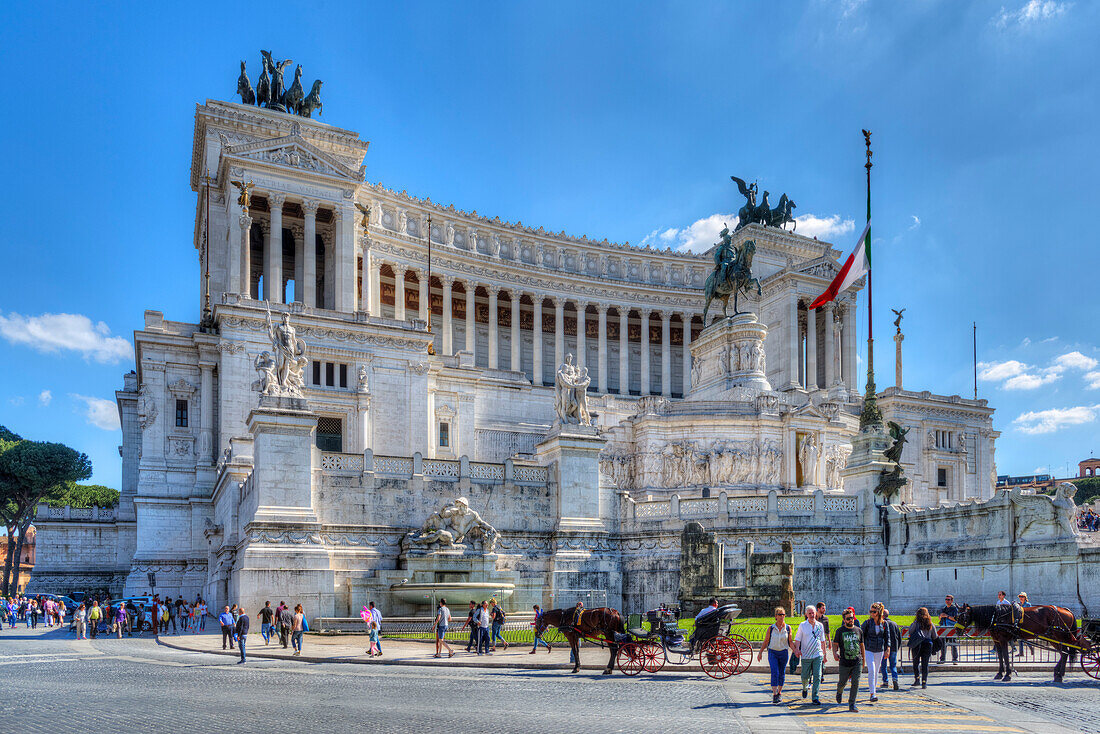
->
[175,400,188,428]
[326,362,335,387]
[339,364,348,388]
[316,416,342,452]
[312,361,321,386]
[937,467,948,487]
[439,422,450,448]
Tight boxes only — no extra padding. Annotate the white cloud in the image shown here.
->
[72,394,120,431]
[994,1,1071,30]
[1040,336,1059,344]
[978,359,1030,382]
[1085,371,1100,390]
[1013,404,1100,435]
[793,214,855,240]
[641,211,855,254]
[1003,372,1060,390]
[908,215,921,230]
[38,390,52,407]
[0,312,133,364]
[9,396,24,406]
[1052,351,1097,372]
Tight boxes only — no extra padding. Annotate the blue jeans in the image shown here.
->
[881,649,899,683]
[768,648,789,688]
[491,621,506,647]
[478,628,490,654]
[239,637,247,662]
[532,635,551,651]
[292,630,303,653]
[260,623,272,643]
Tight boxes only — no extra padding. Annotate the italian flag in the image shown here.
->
[810,219,871,310]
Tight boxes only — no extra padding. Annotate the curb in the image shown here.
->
[152,637,1059,675]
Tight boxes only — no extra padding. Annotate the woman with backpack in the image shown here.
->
[907,607,939,689]
[489,600,508,651]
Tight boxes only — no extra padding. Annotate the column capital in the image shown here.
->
[239,213,253,228]
[573,298,589,312]
[302,199,320,215]
[440,274,455,288]
[659,310,672,323]
[549,295,564,308]
[268,192,287,207]
[638,307,652,319]
[594,302,609,314]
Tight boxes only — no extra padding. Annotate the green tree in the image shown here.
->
[0,427,92,595]
[46,482,119,508]
[1071,477,1100,506]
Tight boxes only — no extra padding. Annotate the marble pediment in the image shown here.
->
[792,402,829,421]
[796,257,840,279]
[221,132,364,182]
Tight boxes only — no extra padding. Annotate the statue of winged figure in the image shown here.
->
[730,175,797,231]
[891,308,906,332]
[230,179,255,211]
[730,176,758,231]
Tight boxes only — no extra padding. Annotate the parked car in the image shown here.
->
[106,597,157,632]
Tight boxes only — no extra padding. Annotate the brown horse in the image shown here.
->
[535,607,625,674]
[956,603,1079,683]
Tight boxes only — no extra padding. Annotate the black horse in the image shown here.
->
[535,607,625,674]
[956,603,1079,683]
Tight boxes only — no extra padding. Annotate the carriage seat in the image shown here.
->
[628,626,656,639]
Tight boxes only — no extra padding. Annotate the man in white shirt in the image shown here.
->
[793,605,828,705]
[477,601,492,655]
[368,601,384,656]
[695,598,720,621]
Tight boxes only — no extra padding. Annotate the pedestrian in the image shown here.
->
[368,619,381,656]
[477,600,492,655]
[489,600,508,651]
[757,606,794,705]
[87,601,101,638]
[219,605,236,650]
[198,598,207,631]
[530,605,552,654]
[995,590,1010,606]
[937,594,960,664]
[115,602,127,639]
[832,608,865,713]
[816,602,830,683]
[291,604,305,656]
[165,596,177,635]
[1016,593,1031,657]
[860,602,888,702]
[158,599,169,634]
[235,607,250,664]
[277,601,293,649]
[30,599,39,629]
[463,600,478,652]
[258,601,274,645]
[434,599,454,658]
[793,605,827,705]
[880,607,902,691]
[907,607,938,689]
[75,603,86,640]
[367,601,383,656]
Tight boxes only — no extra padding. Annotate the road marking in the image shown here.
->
[0,658,82,666]
[810,728,1023,733]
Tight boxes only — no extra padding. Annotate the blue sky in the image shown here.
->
[0,1,1097,487]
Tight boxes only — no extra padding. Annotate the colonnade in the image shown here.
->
[366,261,698,397]
[790,298,857,392]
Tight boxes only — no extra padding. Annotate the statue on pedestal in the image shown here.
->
[702,226,761,320]
[554,354,592,426]
[798,433,819,486]
[253,309,308,398]
[875,421,910,501]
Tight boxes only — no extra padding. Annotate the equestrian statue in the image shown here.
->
[730,176,797,231]
[702,225,761,322]
[237,51,323,118]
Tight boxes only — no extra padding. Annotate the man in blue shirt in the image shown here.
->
[219,606,236,650]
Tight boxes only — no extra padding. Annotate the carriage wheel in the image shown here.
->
[1081,648,1100,680]
[699,637,739,679]
[728,633,753,674]
[641,641,665,673]
[617,642,646,676]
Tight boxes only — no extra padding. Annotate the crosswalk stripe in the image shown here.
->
[807,724,1023,733]
[802,714,995,721]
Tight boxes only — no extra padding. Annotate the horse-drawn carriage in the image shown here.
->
[616,604,750,679]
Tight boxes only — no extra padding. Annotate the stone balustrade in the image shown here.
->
[320,450,547,485]
[625,489,859,525]
[34,504,119,523]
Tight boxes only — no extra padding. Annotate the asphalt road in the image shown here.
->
[1,626,1095,733]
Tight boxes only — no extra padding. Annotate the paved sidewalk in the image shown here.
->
[156,628,1067,676]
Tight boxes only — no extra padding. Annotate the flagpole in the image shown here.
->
[859,129,884,432]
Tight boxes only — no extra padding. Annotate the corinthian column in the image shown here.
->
[554,297,564,370]
[640,309,651,395]
[824,302,836,387]
[660,310,671,397]
[441,277,453,355]
[394,268,406,321]
[418,270,429,323]
[807,305,819,391]
[532,296,543,386]
[266,194,285,303]
[682,314,693,396]
[575,302,587,372]
[239,213,253,296]
[597,304,608,393]
[488,289,499,369]
[619,307,629,394]
[465,283,476,361]
[198,358,214,464]
[510,291,521,371]
[788,295,800,389]
[303,200,318,307]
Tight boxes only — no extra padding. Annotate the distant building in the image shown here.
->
[0,525,36,594]
[1079,458,1100,478]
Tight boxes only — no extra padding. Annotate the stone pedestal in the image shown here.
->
[842,424,893,606]
[377,547,518,614]
[688,312,773,400]
[236,394,336,619]
[536,423,607,532]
